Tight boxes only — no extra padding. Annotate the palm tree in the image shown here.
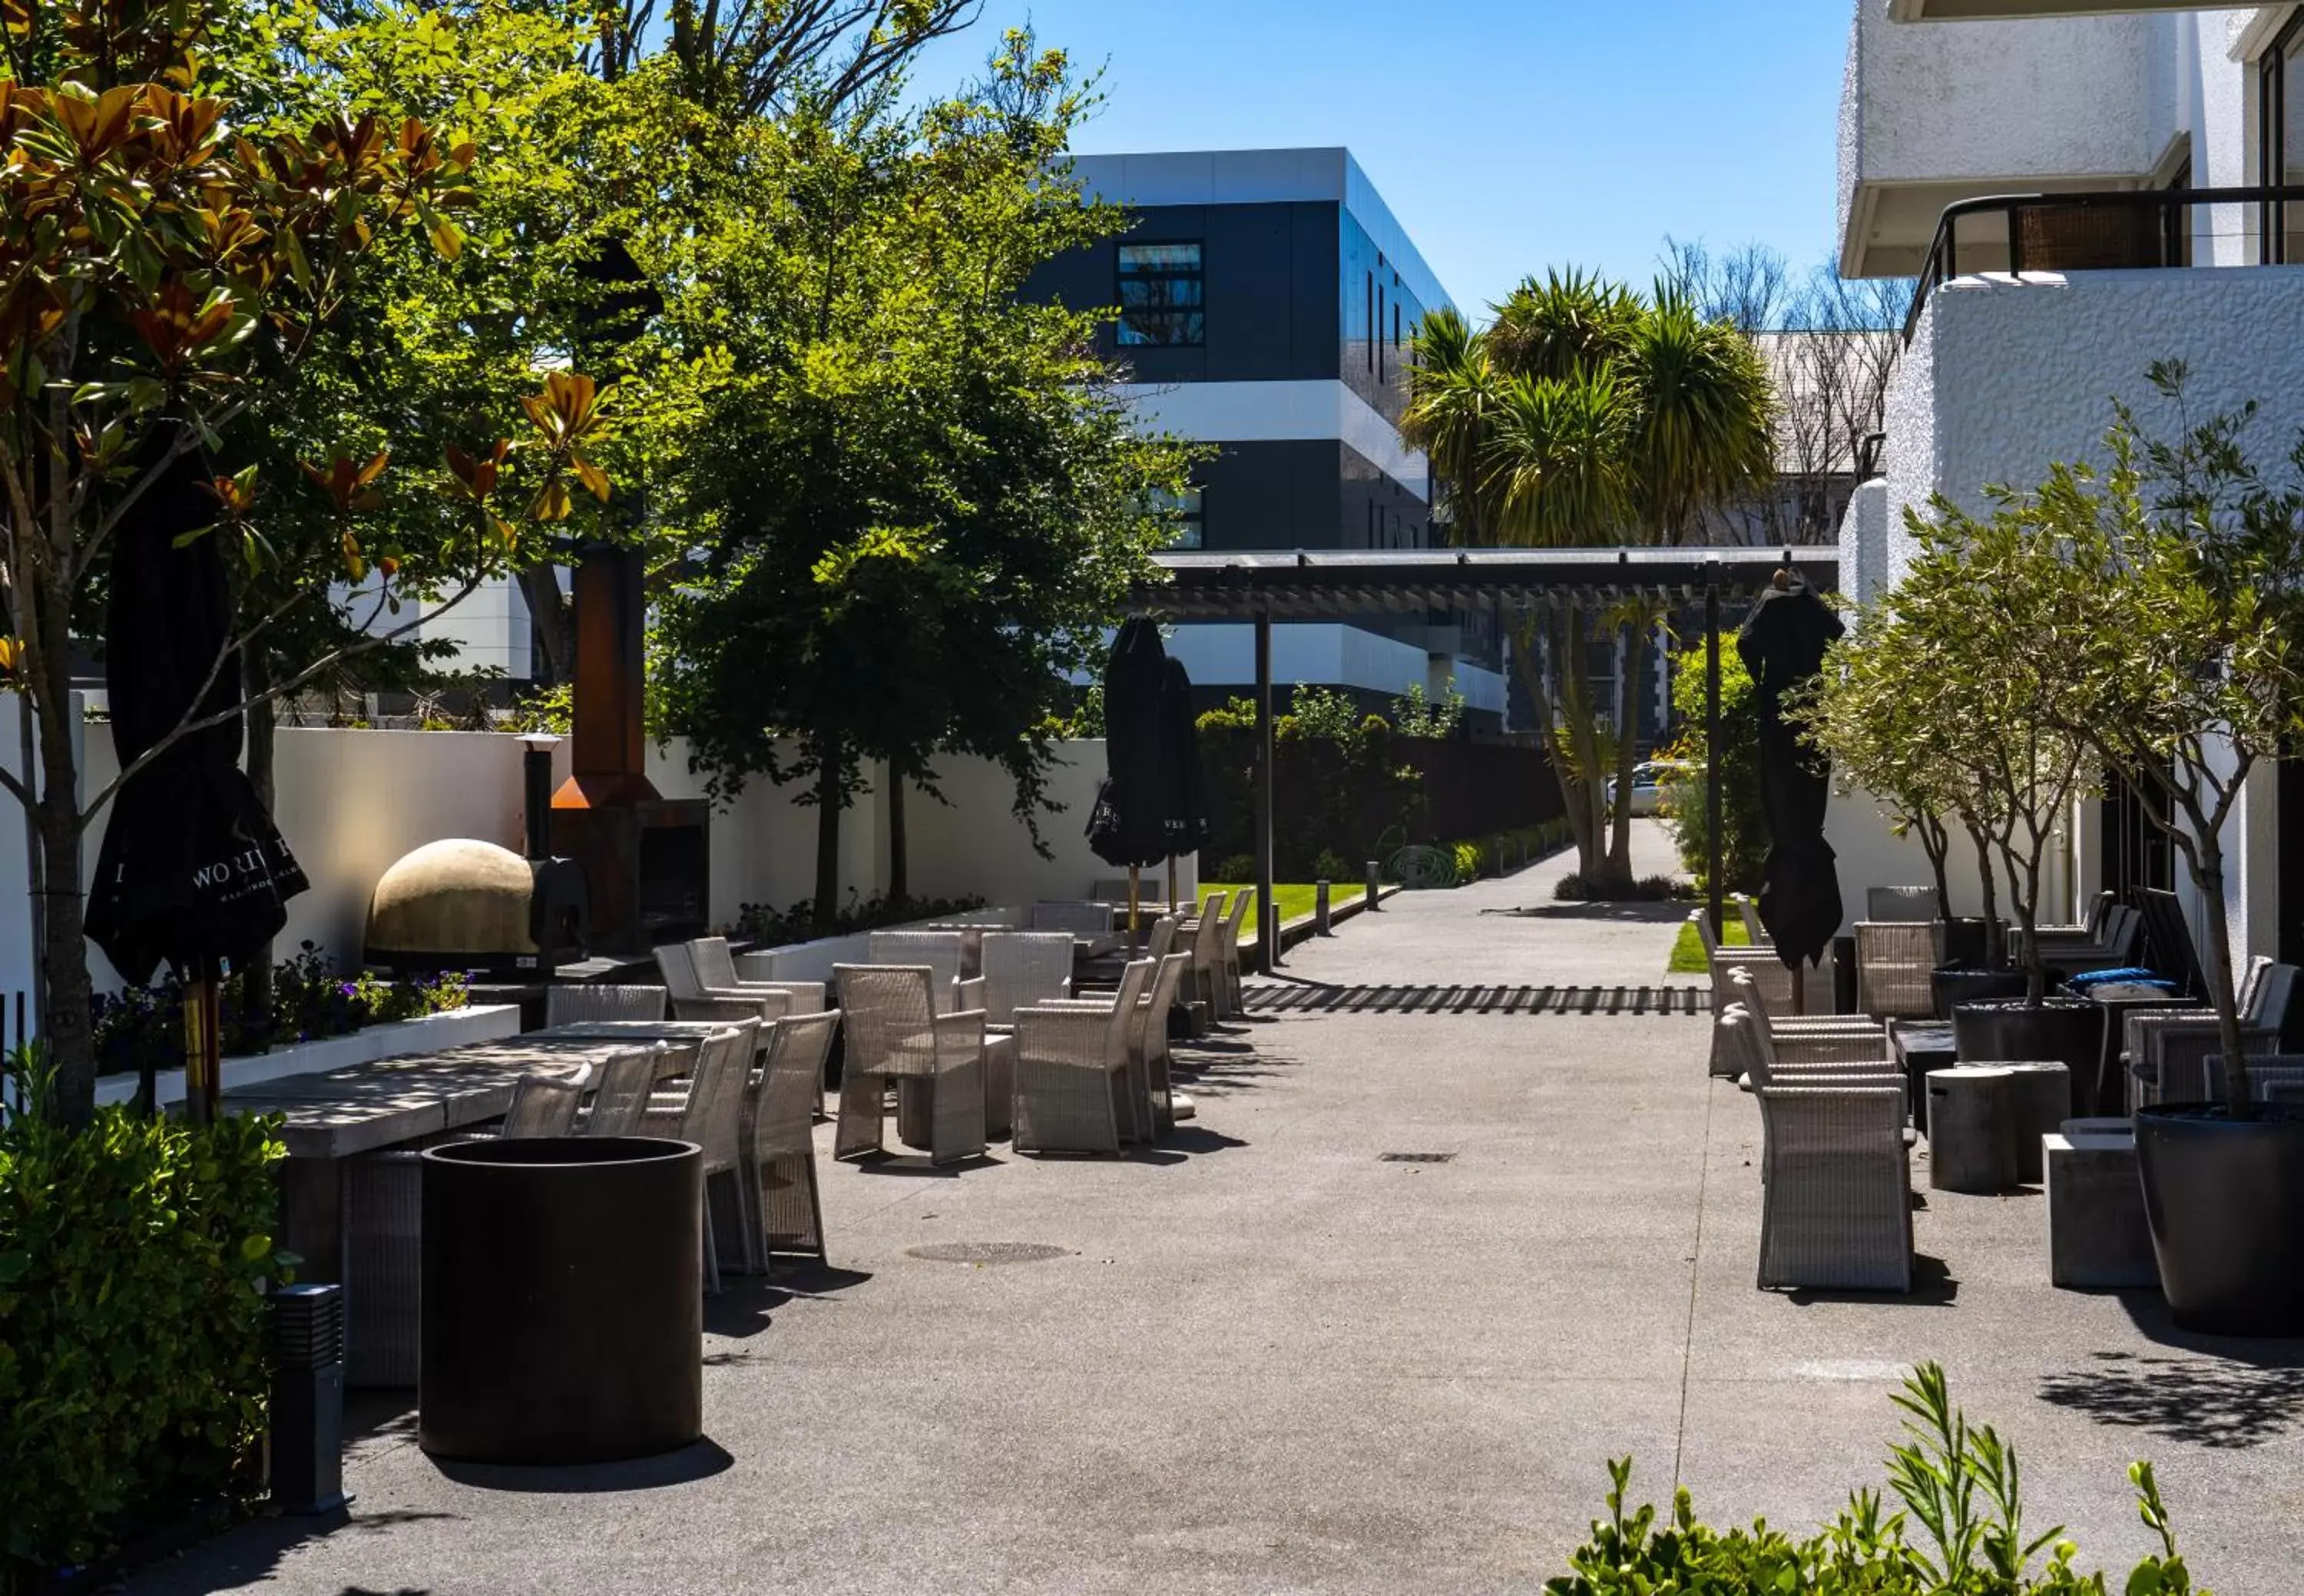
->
[1401,307,1503,547]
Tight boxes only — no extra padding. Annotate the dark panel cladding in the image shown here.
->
[1021,200,1342,382]
[1188,441,1427,553]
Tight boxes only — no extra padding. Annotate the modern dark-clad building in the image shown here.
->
[1028,148,1508,728]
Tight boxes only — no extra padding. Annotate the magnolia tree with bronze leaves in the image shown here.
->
[0,2,609,1125]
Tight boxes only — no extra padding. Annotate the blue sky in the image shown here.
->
[911,0,1854,317]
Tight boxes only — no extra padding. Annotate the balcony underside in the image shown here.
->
[1846,177,2143,279]
[1888,0,2207,15]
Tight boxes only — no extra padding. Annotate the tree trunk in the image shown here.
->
[240,650,276,1034]
[2191,841,2249,1115]
[1511,608,1595,875]
[1917,813,1954,922]
[812,741,843,937]
[519,565,574,690]
[886,762,908,906]
[35,785,93,1127]
[1561,603,1608,878]
[1961,813,2003,969]
[1602,605,1657,892]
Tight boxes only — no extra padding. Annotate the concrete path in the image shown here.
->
[131,830,2304,1594]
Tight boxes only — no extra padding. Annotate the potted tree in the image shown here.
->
[2022,368,2304,1335]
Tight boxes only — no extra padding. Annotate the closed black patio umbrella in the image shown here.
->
[1158,655,1209,907]
[85,445,309,1119]
[1087,617,1170,942]
[1736,572,1846,1004]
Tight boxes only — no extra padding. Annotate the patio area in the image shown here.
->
[128,826,2304,1594]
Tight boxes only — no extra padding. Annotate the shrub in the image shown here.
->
[1213,855,1257,884]
[0,1068,291,1589]
[1449,840,1484,883]
[1554,873,1686,904]
[734,892,989,946]
[1547,1364,2200,1595]
[90,944,467,1080]
[1312,850,1351,882]
[1660,637,1768,895]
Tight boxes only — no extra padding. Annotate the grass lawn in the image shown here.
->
[1667,914,1748,974]
[1201,882,1367,928]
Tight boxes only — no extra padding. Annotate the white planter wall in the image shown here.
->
[91,1002,521,1108]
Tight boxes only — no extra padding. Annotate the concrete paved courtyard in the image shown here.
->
[133,827,2304,1594]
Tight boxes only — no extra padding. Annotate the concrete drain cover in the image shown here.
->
[906,1242,1074,1265]
[1380,1152,1455,1164]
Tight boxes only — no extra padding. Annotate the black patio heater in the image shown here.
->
[86,442,308,1121]
[1736,565,1846,1013]
[1089,618,1172,947]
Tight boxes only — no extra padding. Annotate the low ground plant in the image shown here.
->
[1547,1364,2201,1594]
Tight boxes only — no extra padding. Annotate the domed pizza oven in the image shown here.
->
[366,838,589,978]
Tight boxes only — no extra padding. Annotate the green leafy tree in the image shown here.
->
[0,2,610,1124]
[647,38,1195,931]
[1659,640,1764,895]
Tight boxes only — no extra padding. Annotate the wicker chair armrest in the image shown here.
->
[932,1008,987,1060]
[1772,1033,1890,1066]
[738,979,827,1014]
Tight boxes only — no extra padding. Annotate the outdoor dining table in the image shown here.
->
[224,1035,687,1285]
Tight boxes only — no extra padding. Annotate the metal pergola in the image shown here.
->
[1135,546,1842,960]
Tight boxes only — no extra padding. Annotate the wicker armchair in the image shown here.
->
[1030,901,1114,937]
[866,931,983,1015]
[2129,959,2296,1108]
[2230,1055,2304,1104]
[1756,1084,1912,1292]
[1012,959,1154,1155]
[1865,886,1936,923]
[2035,903,2142,976]
[577,1045,669,1137]
[1855,922,1936,1023]
[1137,952,1190,1135]
[545,984,667,1026]
[641,1022,757,1293]
[1183,892,1228,1023]
[690,935,829,1015]
[740,1010,840,1270]
[1218,889,1255,1018]
[1735,893,1769,945]
[833,965,991,1166]
[980,932,1076,1026]
[656,942,793,1024]
[500,1073,585,1137]
[1697,912,1844,1074]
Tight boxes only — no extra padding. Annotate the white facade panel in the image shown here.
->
[1117,379,1432,502]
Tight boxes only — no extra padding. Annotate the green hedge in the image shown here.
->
[0,1100,290,1590]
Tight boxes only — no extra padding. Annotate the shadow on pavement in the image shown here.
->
[1485,901,1693,925]
[118,1508,458,1595]
[1784,1253,1959,1308]
[430,1439,734,1494]
[2039,1341,2304,1449]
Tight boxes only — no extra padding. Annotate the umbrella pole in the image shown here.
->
[1128,866,1143,952]
[184,961,223,1125]
[1166,854,1178,918]
[1791,962,1806,1018]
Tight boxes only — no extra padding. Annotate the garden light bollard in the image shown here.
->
[1315,880,1332,936]
[1366,861,1382,909]
[269,1283,349,1515]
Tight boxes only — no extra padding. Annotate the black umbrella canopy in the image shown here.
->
[85,445,308,987]
[1086,616,1170,871]
[1736,578,1846,972]
[1157,655,1209,861]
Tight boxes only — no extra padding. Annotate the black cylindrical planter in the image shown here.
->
[1935,918,1991,969]
[1951,998,2105,1117]
[2136,1104,2304,1336]
[1931,967,2028,1022]
[420,1137,702,1465]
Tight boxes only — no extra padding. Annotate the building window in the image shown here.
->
[1392,302,1402,350]
[1117,243,1204,346]
[1365,272,1375,373]
[1145,485,1203,548]
[2262,18,2304,263]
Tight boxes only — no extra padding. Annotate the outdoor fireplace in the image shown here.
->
[549,545,710,954]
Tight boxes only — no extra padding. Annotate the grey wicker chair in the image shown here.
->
[1137,952,1191,1135]
[980,932,1076,1026]
[1184,892,1228,1023]
[641,1022,756,1294]
[1012,959,1154,1155]
[1031,900,1114,936]
[1865,886,1936,923]
[1697,913,1841,1073]
[656,942,793,1023]
[740,1010,840,1270]
[2234,1056,2304,1104]
[690,935,829,1014]
[1855,922,1936,1023]
[1735,893,1769,945]
[499,1073,585,1137]
[2126,959,2296,1108]
[1756,1083,1912,1292]
[668,993,783,1029]
[866,931,982,1015]
[1217,889,1255,1017]
[545,983,668,1026]
[833,965,990,1166]
[577,1045,668,1137]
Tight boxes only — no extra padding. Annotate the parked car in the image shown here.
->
[1607,760,1700,819]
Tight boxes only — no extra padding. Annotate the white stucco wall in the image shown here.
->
[1837,477,1892,607]
[1839,0,2169,273]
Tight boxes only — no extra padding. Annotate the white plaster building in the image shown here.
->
[1837,0,2304,975]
